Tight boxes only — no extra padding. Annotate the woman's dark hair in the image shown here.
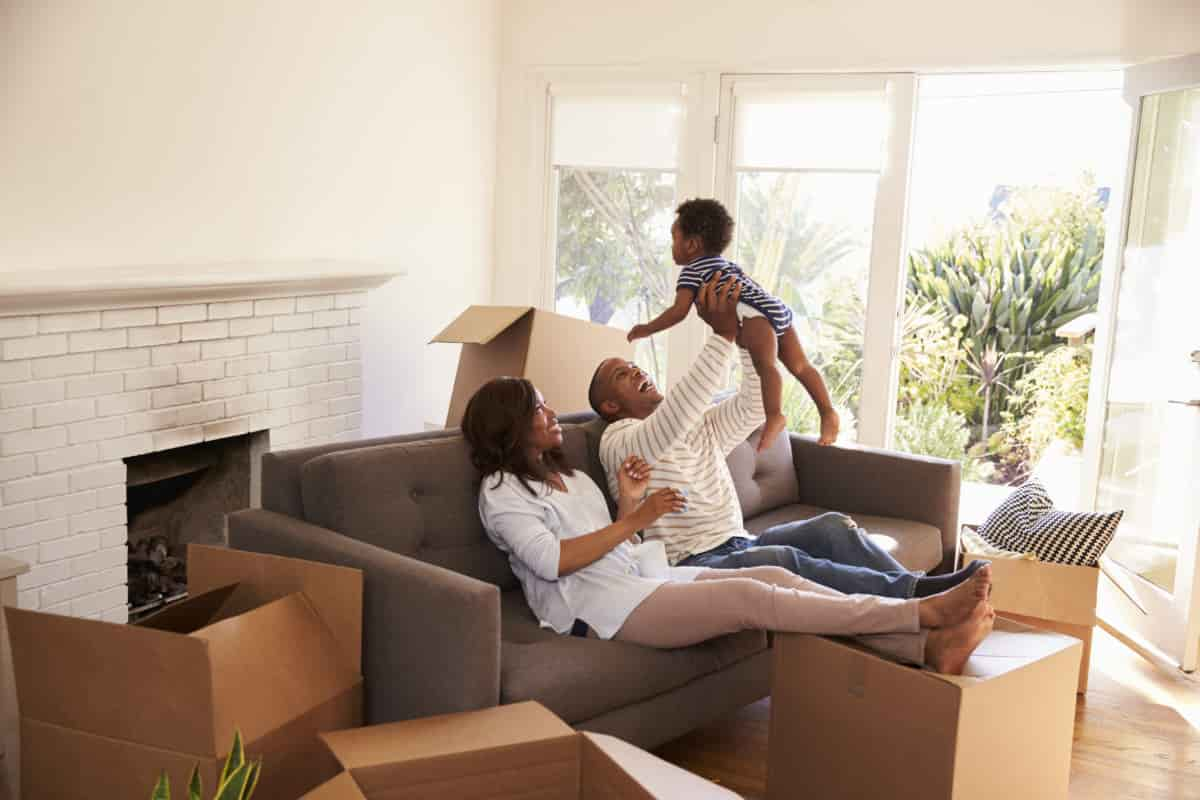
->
[675,197,734,255]
[461,377,574,495]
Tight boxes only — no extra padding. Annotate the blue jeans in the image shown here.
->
[677,512,920,598]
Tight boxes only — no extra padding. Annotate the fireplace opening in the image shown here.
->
[124,432,266,622]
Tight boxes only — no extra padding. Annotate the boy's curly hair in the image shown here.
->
[675,198,734,255]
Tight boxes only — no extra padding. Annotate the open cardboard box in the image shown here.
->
[431,306,633,427]
[767,618,1082,800]
[5,545,364,800]
[301,701,739,799]
[960,528,1099,693]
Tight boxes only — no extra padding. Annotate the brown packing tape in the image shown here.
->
[5,605,217,756]
[20,682,360,800]
[188,544,364,674]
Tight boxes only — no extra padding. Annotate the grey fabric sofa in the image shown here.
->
[227,413,959,749]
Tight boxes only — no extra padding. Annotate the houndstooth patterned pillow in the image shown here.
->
[977,479,1122,566]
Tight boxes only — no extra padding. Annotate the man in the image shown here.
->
[590,274,984,599]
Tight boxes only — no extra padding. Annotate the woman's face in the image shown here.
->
[526,389,563,454]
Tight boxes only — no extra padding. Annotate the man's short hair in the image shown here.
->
[676,198,734,255]
[588,362,611,420]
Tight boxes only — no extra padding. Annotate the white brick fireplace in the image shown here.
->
[0,263,398,623]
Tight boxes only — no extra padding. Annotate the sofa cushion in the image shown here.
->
[744,503,943,574]
[498,591,767,724]
[726,428,800,520]
[298,425,604,590]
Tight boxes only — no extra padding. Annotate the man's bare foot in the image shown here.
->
[925,600,996,675]
[917,565,992,628]
[757,413,788,453]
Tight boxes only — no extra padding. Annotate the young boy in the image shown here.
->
[627,198,840,451]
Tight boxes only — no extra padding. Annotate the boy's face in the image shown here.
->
[670,219,702,265]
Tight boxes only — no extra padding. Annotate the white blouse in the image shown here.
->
[478,469,702,639]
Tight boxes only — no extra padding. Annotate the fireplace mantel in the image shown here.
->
[0,261,402,315]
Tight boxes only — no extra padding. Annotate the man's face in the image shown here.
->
[670,219,700,266]
[595,358,663,420]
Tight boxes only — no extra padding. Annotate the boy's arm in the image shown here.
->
[705,346,767,455]
[628,288,694,341]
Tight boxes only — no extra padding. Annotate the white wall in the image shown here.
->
[0,0,501,435]
[493,0,1200,306]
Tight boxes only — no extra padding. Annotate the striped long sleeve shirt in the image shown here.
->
[599,335,766,564]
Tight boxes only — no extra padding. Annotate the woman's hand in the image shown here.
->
[631,488,687,528]
[616,455,651,501]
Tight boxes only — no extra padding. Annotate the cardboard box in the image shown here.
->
[767,618,1082,800]
[301,701,740,799]
[960,531,1099,693]
[5,545,364,800]
[432,306,633,427]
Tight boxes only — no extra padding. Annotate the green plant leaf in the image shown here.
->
[214,764,250,800]
[219,730,245,790]
[152,771,171,800]
[242,759,262,800]
[189,766,203,800]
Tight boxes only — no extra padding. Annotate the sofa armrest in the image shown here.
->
[227,508,501,723]
[789,435,961,572]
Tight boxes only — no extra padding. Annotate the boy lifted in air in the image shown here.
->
[628,198,840,451]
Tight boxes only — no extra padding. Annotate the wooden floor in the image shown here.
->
[653,625,1200,799]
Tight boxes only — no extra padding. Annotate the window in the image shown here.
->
[547,85,689,386]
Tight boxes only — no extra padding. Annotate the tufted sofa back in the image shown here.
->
[273,413,799,589]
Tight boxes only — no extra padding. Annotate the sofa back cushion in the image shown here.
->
[299,424,601,590]
[725,427,800,520]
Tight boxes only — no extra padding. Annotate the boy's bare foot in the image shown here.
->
[757,413,788,453]
[925,600,996,675]
[917,565,992,628]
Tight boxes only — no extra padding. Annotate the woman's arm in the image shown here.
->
[559,487,684,575]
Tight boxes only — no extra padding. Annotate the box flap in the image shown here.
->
[962,548,1099,626]
[198,593,362,754]
[929,617,1083,687]
[188,544,363,673]
[135,583,239,633]
[5,606,217,755]
[430,306,534,345]
[580,733,741,799]
[523,310,635,417]
[320,701,573,770]
[301,772,368,800]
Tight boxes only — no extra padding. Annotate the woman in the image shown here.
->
[463,377,994,674]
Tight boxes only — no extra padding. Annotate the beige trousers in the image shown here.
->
[614,565,929,666]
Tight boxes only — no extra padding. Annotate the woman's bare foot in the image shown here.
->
[925,600,996,675]
[757,413,788,453]
[917,564,992,628]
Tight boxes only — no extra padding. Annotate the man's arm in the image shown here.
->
[600,275,742,472]
[705,346,767,455]
[600,333,735,468]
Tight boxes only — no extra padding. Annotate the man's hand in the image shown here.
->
[695,271,742,342]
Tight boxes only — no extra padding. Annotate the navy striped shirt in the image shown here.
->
[676,256,793,336]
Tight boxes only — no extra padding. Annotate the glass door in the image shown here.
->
[714,75,915,446]
[1084,54,1200,671]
